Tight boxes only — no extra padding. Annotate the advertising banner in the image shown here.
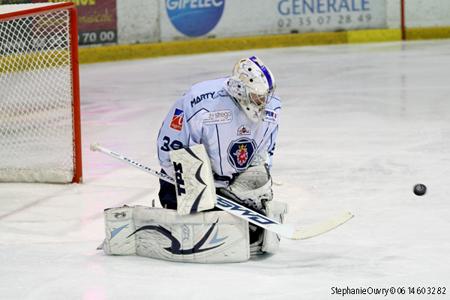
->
[0,0,117,45]
[160,0,387,41]
[273,0,386,33]
[72,0,117,45]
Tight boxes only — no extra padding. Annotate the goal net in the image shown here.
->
[0,3,82,183]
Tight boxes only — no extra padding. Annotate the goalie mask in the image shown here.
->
[225,56,275,123]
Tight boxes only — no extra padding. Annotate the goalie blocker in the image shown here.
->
[169,144,216,215]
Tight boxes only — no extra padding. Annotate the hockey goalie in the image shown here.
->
[100,56,288,263]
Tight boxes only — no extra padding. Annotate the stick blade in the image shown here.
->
[292,211,354,240]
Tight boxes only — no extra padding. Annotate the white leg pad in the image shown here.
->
[261,201,288,254]
[102,205,250,263]
[103,206,136,255]
[133,206,249,263]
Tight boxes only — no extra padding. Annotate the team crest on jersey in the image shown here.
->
[237,125,251,136]
[227,138,256,172]
[169,108,184,131]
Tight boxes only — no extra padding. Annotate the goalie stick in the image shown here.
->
[90,143,353,240]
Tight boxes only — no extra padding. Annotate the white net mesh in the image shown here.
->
[0,6,77,183]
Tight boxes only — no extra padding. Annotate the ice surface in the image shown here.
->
[1,40,450,299]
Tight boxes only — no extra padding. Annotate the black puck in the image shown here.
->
[413,184,427,196]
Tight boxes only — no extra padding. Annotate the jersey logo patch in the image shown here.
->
[237,125,251,136]
[227,138,256,172]
[264,109,277,123]
[190,92,215,107]
[203,110,232,125]
[170,108,184,131]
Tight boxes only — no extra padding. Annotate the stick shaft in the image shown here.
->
[91,144,175,184]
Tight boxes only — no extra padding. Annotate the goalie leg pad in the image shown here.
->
[133,206,250,263]
[103,206,136,255]
[134,206,250,263]
[102,202,285,259]
[261,201,288,254]
[103,206,250,263]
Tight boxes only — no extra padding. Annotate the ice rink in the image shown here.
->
[1,40,450,299]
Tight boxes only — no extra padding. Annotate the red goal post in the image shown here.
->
[400,0,406,40]
[0,2,82,183]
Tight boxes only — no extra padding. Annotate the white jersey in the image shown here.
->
[157,78,281,187]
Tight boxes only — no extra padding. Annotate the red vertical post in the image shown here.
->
[401,0,406,40]
[70,5,83,183]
